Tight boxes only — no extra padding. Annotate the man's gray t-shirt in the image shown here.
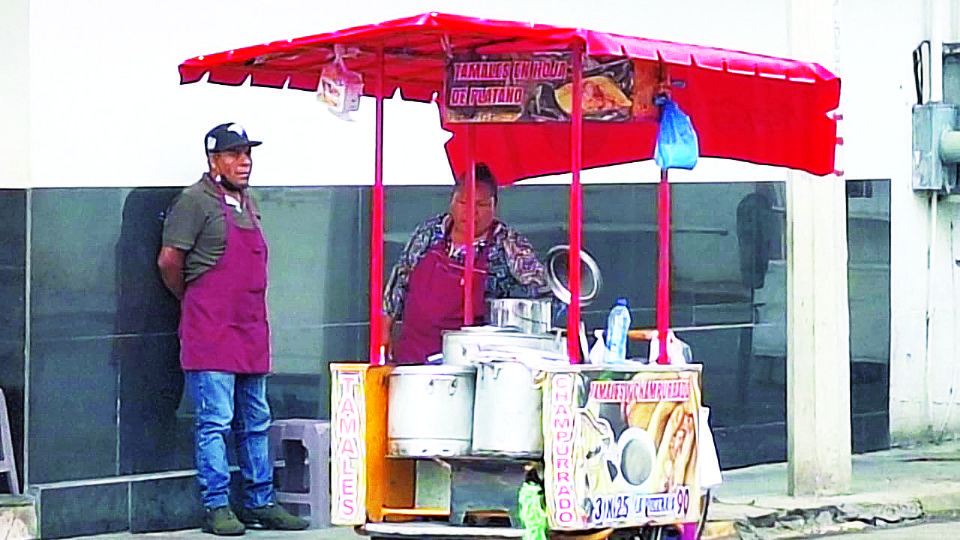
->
[162,175,261,283]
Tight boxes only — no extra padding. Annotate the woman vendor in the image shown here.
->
[382,163,548,364]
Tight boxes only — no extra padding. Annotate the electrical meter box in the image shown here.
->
[912,102,958,191]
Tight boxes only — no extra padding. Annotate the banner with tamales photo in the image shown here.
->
[542,366,702,530]
[444,52,663,123]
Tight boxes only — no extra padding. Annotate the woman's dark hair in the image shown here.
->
[453,162,498,203]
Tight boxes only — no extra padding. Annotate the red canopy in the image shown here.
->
[179,12,840,182]
[179,12,841,365]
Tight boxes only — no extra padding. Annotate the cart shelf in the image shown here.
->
[362,521,524,538]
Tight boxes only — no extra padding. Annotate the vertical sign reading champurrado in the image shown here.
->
[544,371,585,528]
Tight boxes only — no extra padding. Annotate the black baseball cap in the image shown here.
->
[204,123,262,154]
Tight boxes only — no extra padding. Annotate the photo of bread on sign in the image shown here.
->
[622,371,700,493]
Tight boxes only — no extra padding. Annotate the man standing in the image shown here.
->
[158,123,308,536]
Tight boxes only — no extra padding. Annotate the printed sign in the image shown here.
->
[445,53,663,123]
[330,366,366,525]
[543,367,702,530]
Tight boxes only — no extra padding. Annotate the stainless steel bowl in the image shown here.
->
[545,245,603,307]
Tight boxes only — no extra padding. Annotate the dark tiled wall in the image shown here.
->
[25,186,375,483]
[847,180,891,452]
[29,188,187,482]
[16,180,890,485]
[0,190,26,493]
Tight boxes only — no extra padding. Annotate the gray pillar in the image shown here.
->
[785,0,852,496]
[786,173,852,496]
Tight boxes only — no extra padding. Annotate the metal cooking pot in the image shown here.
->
[387,365,476,457]
[488,298,553,334]
[442,326,566,365]
[472,360,543,456]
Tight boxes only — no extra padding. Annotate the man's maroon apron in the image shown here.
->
[179,193,270,373]
[392,242,489,364]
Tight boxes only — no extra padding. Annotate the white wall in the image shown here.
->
[879,0,960,443]
[19,0,798,189]
[0,0,29,187]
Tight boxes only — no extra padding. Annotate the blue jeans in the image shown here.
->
[185,371,274,510]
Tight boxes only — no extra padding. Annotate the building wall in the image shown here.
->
[882,2,960,444]
[8,179,880,537]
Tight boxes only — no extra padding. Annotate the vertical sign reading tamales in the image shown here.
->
[330,365,366,525]
[445,53,654,123]
[543,367,702,530]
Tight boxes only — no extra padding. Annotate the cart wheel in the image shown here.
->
[609,527,646,540]
[639,525,680,540]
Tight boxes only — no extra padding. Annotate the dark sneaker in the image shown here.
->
[236,503,309,530]
[202,506,245,536]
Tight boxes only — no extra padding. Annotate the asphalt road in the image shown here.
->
[808,519,960,539]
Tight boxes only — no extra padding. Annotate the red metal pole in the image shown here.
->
[369,48,385,365]
[463,125,476,326]
[656,167,670,364]
[567,44,583,364]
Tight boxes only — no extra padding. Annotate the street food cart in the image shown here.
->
[178,12,840,540]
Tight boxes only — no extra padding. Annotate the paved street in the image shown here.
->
[808,518,960,539]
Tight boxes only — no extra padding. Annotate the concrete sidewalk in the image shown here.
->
[59,438,960,540]
[708,438,960,538]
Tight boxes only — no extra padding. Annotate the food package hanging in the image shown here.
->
[319,44,364,120]
[653,98,699,170]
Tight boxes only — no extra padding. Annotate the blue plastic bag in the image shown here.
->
[654,99,699,170]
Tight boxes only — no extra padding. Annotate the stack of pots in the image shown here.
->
[386,299,559,458]
[386,361,545,458]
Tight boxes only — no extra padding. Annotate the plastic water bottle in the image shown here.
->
[604,298,631,363]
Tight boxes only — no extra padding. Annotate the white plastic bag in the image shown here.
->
[699,407,723,488]
[588,330,607,364]
[319,45,363,120]
[647,330,693,365]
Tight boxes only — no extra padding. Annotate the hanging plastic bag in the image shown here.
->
[319,45,363,120]
[654,98,699,170]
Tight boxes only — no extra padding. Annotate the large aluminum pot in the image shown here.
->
[488,298,553,334]
[472,360,543,456]
[442,326,566,365]
[387,365,476,457]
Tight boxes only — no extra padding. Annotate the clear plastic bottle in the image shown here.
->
[604,297,631,363]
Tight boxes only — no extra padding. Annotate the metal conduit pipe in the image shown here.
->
[940,130,960,163]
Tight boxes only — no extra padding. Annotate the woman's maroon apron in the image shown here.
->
[179,193,270,373]
[392,241,489,364]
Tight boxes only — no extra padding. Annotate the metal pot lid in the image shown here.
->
[545,245,603,307]
[390,365,476,376]
[488,298,552,305]
[444,325,515,334]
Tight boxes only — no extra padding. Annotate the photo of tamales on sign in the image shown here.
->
[543,367,701,530]
[444,53,661,123]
